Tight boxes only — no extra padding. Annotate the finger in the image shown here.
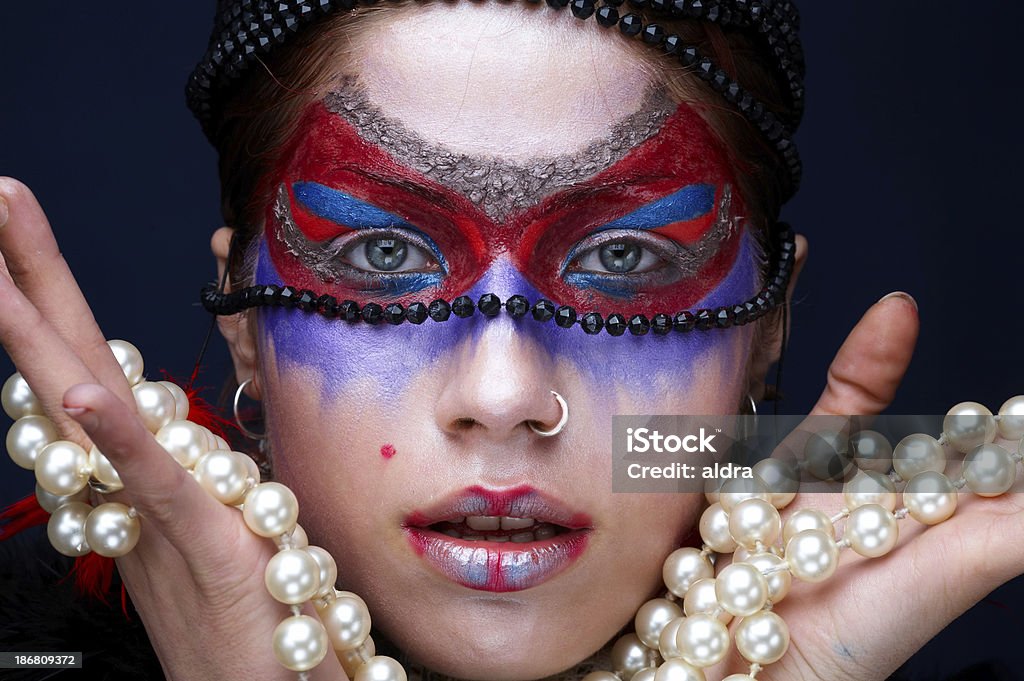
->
[0,274,96,444]
[811,291,919,417]
[0,179,134,406]
[62,382,233,560]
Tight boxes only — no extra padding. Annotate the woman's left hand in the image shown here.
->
[711,288,1024,681]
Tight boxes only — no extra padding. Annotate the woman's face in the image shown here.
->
[247,4,761,677]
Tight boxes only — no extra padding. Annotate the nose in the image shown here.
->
[434,316,566,441]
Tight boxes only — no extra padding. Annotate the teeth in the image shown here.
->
[443,529,461,538]
[486,535,509,543]
[500,516,536,530]
[510,532,535,543]
[466,516,501,531]
[462,535,484,541]
[534,525,557,540]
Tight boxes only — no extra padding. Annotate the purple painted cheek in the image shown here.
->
[463,239,759,394]
[254,233,757,405]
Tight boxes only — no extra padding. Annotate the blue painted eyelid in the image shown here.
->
[292,181,449,273]
[559,183,717,273]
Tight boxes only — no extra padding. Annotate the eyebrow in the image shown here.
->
[321,77,676,221]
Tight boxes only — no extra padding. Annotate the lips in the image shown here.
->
[403,485,592,592]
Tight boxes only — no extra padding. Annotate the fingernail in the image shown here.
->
[0,197,8,228]
[64,405,98,430]
[877,291,917,311]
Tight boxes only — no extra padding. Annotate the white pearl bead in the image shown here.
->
[963,444,1017,497]
[337,636,375,678]
[634,598,683,648]
[717,478,770,512]
[662,547,713,597]
[703,477,725,505]
[722,676,756,681]
[845,504,899,558]
[155,420,210,469]
[193,450,251,505]
[744,551,792,604]
[35,483,90,513]
[659,616,687,659]
[782,508,834,544]
[699,503,737,553]
[632,668,658,681]
[276,523,310,550]
[157,381,190,421]
[243,482,299,537]
[802,430,855,481]
[786,530,839,582]
[35,441,91,496]
[674,613,730,668]
[85,502,141,557]
[305,546,338,599]
[943,401,997,454]
[849,430,893,474]
[653,658,706,681]
[903,471,958,524]
[610,633,653,678]
[132,381,176,433]
[272,614,329,672]
[714,563,768,617]
[682,578,733,625]
[752,458,799,509]
[6,415,59,470]
[581,673,620,681]
[893,433,946,479]
[46,501,92,556]
[997,396,1024,440]
[727,498,781,550]
[843,470,897,511]
[107,339,145,386]
[1,372,43,420]
[734,611,790,664]
[88,446,123,492]
[321,593,372,651]
[265,548,321,605]
[353,655,407,681]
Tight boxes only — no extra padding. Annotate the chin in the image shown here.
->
[373,590,616,681]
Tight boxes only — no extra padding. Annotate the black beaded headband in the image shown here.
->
[186,0,805,199]
[200,224,795,336]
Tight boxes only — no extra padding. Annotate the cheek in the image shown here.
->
[254,231,757,406]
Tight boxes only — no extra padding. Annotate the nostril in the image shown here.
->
[453,417,480,430]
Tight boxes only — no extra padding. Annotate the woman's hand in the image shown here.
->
[712,270,1024,680]
[0,178,348,681]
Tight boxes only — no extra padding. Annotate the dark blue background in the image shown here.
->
[1,3,1022,678]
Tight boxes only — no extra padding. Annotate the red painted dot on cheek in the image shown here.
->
[380,444,396,460]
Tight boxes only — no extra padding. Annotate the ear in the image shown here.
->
[746,233,809,402]
[211,227,262,399]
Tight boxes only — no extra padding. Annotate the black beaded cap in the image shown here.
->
[185,0,805,197]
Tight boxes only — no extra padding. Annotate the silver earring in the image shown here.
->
[233,378,267,441]
[528,391,569,437]
[736,393,759,442]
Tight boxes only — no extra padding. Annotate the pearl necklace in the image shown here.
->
[4,339,1023,681]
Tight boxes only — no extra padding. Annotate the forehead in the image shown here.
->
[342,2,657,162]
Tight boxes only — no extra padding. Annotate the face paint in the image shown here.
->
[256,81,759,400]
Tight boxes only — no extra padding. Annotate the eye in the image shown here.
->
[573,238,664,275]
[341,235,438,274]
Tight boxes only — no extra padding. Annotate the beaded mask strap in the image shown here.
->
[186,0,805,198]
[201,226,795,335]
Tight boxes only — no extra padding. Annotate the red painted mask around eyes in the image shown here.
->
[262,98,748,316]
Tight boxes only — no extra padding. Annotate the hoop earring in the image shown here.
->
[233,378,267,441]
[736,393,759,443]
[528,391,569,437]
